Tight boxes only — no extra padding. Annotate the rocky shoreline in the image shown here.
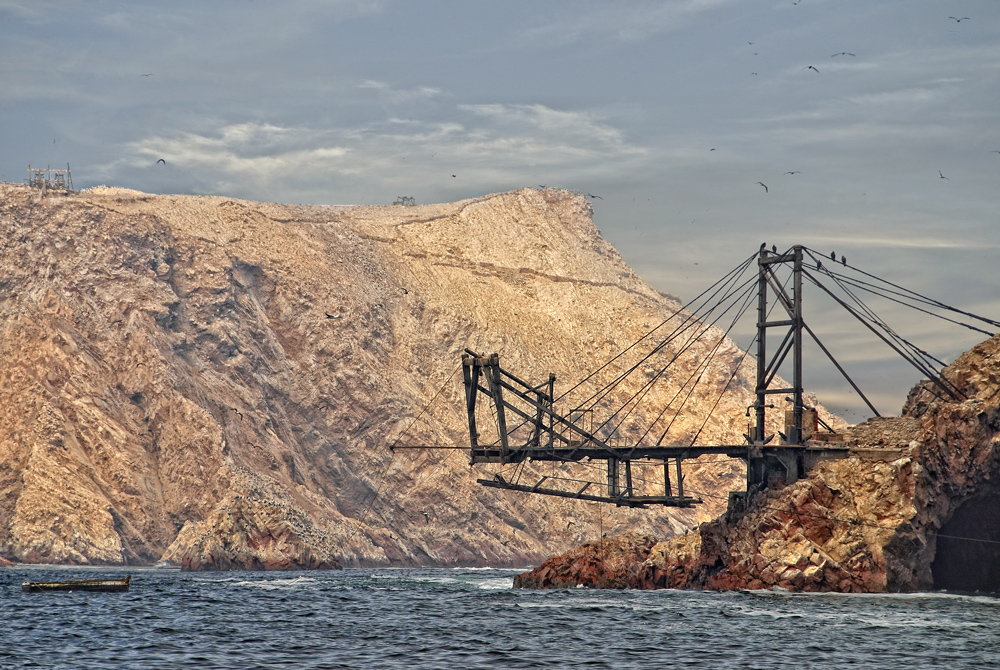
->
[516,334,1000,592]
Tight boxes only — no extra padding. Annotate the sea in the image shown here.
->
[2,565,998,669]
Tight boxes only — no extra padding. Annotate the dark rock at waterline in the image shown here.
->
[516,334,1000,593]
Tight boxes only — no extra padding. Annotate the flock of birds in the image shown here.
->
[745,14,978,196]
[130,16,985,223]
[140,12,983,202]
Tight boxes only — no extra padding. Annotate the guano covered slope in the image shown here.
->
[1,184,783,569]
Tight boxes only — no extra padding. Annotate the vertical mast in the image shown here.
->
[791,245,804,445]
[755,247,768,443]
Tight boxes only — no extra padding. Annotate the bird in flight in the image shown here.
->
[938,170,949,180]
[710,148,716,151]
[156,158,166,165]
[783,171,800,175]
[756,182,768,193]
[140,73,153,77]
[451,174,456,178]
[831,52,855,57]
[804,65,819,73]
[949,17,970,22]
[585,193,603,199]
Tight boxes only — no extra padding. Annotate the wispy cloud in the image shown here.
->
[514,0,739,46]
[357,80,444,104]
[113,102,646,201]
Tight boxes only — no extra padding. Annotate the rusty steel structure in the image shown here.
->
[457,243,995,509]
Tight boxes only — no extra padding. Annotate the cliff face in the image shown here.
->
[0,184,785,569]
[516,334,1000,592]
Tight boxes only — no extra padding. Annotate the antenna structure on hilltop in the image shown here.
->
[26,164,73,191]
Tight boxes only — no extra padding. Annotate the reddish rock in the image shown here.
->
[514,534,657,589]
[517,335,1000,593]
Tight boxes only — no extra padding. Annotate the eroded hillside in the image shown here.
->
[0,184,803,568]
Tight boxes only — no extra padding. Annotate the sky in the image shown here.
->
[2,0,998,422]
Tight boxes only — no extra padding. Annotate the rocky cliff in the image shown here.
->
[515,334,1000,592]
[0,183,792,570]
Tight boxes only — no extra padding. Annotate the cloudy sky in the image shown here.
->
[2,0,997,421]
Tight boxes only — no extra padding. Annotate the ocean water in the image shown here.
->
[2,566,999,669]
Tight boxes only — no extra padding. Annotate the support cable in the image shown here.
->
[636,265,791,446]
[555,252,758,405]
[597,277,758,442]
[824,272,994,337]
[801,268,963,401]
[654,279,759,446]
[576,269,758,421]
[803,251,953,376]
[804,247,1000,330]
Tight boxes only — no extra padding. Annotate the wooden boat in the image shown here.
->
[21,575,131,593]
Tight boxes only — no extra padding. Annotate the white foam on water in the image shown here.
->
[231,576,318,590]
[477,577,514,590]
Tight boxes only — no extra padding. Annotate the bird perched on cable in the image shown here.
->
[830,251,836,261]
[760,242,767,251]
[817,260,823,270]
[841,255,847,266]
[771,245,777,253]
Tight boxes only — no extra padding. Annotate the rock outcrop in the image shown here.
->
[0,183,800,569]
[515,334,1000,592]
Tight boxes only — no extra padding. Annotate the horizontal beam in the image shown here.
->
[471,444,745,463]
[477,478,701,508]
